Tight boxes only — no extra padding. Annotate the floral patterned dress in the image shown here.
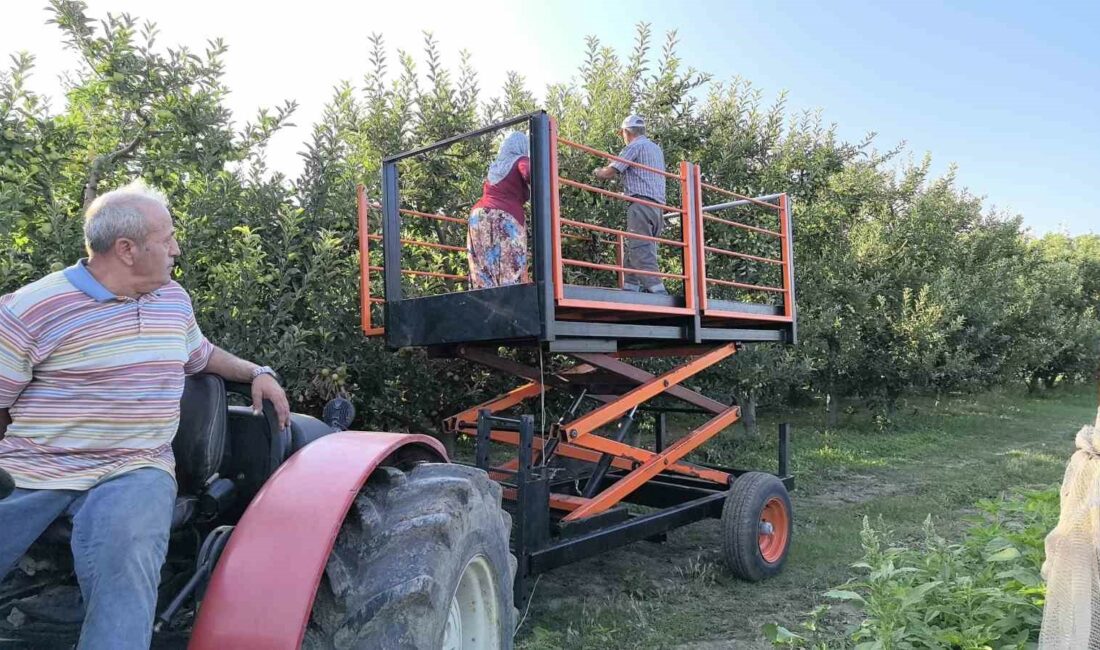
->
[468,153,530,289]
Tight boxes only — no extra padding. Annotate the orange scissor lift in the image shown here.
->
[360,111,796,595]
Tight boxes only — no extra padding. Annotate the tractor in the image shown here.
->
[0,380,517,649]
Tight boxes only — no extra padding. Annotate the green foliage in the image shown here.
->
[1,3,1097,433]
[765,487,1059,649]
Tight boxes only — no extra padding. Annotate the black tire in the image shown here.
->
[721,471,792,582]
[303,463,516,649]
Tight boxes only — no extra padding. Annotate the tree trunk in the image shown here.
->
[739,392,759,440]
[826,392,841,428]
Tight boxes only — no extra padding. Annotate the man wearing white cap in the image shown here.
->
[593,115,668,294]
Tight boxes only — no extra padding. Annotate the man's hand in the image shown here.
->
[593,166,618,181]
[204,347,292,429]
[251,374,291,430]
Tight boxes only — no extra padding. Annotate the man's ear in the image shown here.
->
[114,238,137,267]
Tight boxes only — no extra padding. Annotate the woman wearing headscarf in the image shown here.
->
[467,131,530,289]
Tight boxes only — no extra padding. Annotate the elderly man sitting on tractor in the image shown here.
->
[0,181,290,650]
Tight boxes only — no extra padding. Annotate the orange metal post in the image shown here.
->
[616,234,625,288]
[779,193,795,320]
[680,161,696,311]
[693,165,709,312]
[358,186,385,337]
[357,185,370,334]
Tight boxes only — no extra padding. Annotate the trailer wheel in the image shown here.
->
[721,472,792,581]
[303,463,516,649]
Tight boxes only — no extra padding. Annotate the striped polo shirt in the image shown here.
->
[0,260,213,490]
[610,136,667,203]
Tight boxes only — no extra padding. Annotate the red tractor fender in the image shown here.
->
[188,431,447,650]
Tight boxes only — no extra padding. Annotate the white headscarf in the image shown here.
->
[487,131,529,185]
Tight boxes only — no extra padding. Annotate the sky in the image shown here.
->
[2,0,1097,236]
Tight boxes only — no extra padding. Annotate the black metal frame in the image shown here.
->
[470,410,793,606]
[380,112,559,349]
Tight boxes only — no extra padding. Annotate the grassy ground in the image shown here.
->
[512,385,1096,649]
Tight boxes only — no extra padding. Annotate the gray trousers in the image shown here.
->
[624,201,665,291]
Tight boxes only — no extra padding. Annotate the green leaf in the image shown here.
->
[824,589,867,603]
[900,581,941,608]
[986,546,1021,562]
[761,623,804,643]
[996,567,1041,586]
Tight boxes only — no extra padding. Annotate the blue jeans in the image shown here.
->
[0,468,176,650]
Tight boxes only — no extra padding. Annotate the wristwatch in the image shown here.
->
[250,365,280,383]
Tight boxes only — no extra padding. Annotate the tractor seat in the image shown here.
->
[40,375,228,542]
[173,373,228,496]
[168,373,229,525]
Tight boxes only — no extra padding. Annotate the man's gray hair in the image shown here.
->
[625,125,646,137]
[83,180,169,254]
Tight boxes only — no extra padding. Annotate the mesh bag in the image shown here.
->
[1040,404,1100,649]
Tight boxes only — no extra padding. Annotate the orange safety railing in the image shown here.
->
[692,165,795,325]
[358,186,471,335]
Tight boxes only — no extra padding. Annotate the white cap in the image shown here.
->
[620,114,645,130]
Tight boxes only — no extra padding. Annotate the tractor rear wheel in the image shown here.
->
[720,471,792,581]
[303,463,516,649]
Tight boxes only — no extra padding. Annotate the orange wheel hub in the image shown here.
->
[758,496,790,563]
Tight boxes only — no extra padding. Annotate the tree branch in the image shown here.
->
[81,119,148,210]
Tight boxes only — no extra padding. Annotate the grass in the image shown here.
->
[513,385,1097,649]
